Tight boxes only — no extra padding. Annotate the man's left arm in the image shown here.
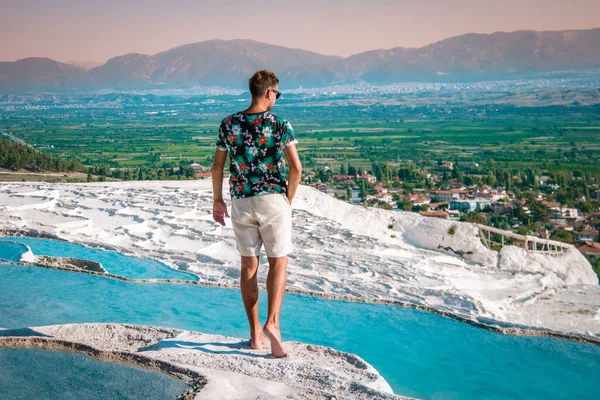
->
[284,145,302,205]
[280,119,301,205]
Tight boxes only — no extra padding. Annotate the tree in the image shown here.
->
[506,173,513,191]
[451,165,464,183]
[529,201,551,223]
[397,198,412,211]
[372,162,383,182]
[586,256,600,282]
[365,199,393,210]
[0,138,84,173]
[460,212,488,224]
[188,167,197,179]
[550,229,576,244]
[487,171,497,187]
[318,169,332,183]
[442,171,450,185]
[359,180,367,200]
[575,201,597,213]
[511,204,525,221]
[525,168,536,186]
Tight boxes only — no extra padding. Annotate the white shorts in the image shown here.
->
[231,193,293,258]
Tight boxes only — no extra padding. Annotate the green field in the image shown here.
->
[1,94,599,177]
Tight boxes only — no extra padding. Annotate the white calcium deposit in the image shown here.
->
[1,323,402,400]
[0,180,598,339]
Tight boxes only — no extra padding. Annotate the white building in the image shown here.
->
[563,208,579,219]
[190,163,205,173]
[435,190,463,203]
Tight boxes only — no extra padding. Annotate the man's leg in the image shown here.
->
[240,255,266,349]
[263,255,288,357]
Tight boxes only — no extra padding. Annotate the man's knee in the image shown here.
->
[241,255,259,274]
[267,256,288,269]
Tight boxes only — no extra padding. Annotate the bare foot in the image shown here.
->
[263,323,288,358]
[249,332,267,350]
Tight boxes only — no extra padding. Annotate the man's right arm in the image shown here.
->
[212,149,229,226]
[212,120,229,226]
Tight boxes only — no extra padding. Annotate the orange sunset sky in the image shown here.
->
[1,0,599,63]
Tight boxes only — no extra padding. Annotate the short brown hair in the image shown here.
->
[249,70,279,97]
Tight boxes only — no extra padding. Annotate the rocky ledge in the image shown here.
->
[0,323,406,400]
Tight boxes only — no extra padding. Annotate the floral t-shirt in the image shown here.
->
[215,111,298,200]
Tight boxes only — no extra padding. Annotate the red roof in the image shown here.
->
[419,211,449,219]
[577,229,599,236]
[333,175,354,180]
[575,241,600,255]
[553,224,573,230]
[409,194,429,203]
[428,202,450,209]
[195,172,212,179]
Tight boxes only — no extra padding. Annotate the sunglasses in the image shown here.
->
[271,89,281,100]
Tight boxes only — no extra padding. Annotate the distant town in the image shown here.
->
[297,159,600,272]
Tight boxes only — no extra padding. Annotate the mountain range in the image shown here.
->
[1,28,599,90]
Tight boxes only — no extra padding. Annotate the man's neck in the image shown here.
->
[243,99,270,114]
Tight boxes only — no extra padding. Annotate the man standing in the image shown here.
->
[211,70,302,358]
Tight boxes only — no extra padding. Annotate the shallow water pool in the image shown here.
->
[1,237,600,399]
[0,241,29,262]
[0,348,188,399]
[0,237,198,281]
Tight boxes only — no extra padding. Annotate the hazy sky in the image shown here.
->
[1,0,599,62]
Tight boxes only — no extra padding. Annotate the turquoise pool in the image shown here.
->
[0,348,188,399]
[0,237,198,280]
[1,237,599,399]
[0,241,29,262]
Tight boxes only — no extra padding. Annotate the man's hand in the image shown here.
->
[286,195,293,207]
[213,200,229,226]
